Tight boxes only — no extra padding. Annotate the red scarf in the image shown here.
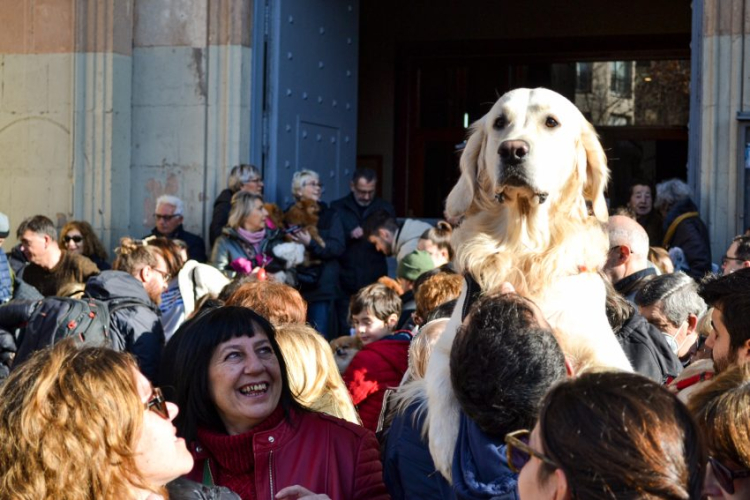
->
[195,405,285,500]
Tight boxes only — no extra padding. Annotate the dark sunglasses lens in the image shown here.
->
[148,388,170,419]
[711,459,736,494]
[65,236,83,243]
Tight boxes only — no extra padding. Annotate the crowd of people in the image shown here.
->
[0,170,748,499]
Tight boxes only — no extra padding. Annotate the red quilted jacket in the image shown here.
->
[187,408,389,500]
[344,337,410,431]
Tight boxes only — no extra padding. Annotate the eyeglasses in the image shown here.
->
[244,178,263,184]
[154,214,182,221]
[145,387,170,419]
[505,429,559,473]
[151,267,171,282]
[709,457,750,494]
[721,255,745,265]
[305,181,323,188]
[63,235,83,243]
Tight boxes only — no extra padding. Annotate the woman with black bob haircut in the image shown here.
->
[506,371,705,500]
[169,306,388,500]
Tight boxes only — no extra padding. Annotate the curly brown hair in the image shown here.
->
[0,341,161,499]
[60,220,109,261]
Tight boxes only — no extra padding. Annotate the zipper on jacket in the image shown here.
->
[269,450,275,499]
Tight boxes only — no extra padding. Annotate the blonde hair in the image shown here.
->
[291,170,319,199]
[408,318,450,381]
[228,191,264,230]
[275,324,360,424]
[0,341,160,499]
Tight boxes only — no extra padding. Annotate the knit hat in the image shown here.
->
[397,249,435,282]
[0,212,8,238]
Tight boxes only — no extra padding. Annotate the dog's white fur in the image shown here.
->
[424,88,633,480]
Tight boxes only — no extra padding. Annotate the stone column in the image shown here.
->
[131,0,253,241]
[693,0,750,257]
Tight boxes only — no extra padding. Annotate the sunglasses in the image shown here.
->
[154,214,181,221]
[145,387,170,419]
[709,456,750,494]
[505,429,559,473]
[63,235,83,243]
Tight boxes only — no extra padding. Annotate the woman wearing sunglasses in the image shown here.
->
[690,363,750,498]
[506,371,705,499]
[60,219,111,270]
[0,340,239,499]
[167,306,388,500]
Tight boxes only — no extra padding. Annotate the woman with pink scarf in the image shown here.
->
[210,192,286,279]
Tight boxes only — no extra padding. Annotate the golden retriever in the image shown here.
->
[424,88,633,480]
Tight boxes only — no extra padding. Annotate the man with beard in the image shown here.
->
[699,268,750,374]
[331,168,396,335]
[364,211,433,266]
[84,237,169,381]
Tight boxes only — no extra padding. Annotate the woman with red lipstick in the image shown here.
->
[168,306,389,500]
[0,340,238,500]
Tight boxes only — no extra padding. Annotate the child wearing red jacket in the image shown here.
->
[344,283,411,431]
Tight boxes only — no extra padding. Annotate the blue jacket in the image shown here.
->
[0,248,12,303]
[383,396,455,500]
[452,413,519,500]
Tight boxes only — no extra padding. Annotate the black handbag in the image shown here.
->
[295,264,323,292]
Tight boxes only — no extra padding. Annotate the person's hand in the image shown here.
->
[350,226,363,239]
[275,485,331,500]
[291,229,312,246]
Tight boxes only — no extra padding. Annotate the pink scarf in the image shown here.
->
[237,227,266,253]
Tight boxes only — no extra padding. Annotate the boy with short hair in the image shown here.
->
[344,283,411,431]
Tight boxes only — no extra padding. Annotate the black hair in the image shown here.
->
[450,293,566,438]
[351,167,377,183]
[425,299,457,323]
[168,306,300,442]
[699,268,750,352]
[363,209,398,238]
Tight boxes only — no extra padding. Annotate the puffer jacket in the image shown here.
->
[209,188,235,248]
[210,227,286,278]
[662,198,712,280]
[186,409,389,500]
[383,394,454,500]
[344,332,411,431]
[84,271,164,381]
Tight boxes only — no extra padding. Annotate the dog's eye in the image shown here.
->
[493,115,507,129]
[545,117,559,128]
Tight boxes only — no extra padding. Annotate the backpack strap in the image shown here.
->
[461,273,482,321]
[662,211,699,248]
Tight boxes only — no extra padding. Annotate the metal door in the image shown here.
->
[253,0,359,208]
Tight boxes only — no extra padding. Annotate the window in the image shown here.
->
[610,61,633,97]
[576,62,592,93]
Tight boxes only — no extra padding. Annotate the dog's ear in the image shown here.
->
[579,121,610,222]
[445,119,486,218]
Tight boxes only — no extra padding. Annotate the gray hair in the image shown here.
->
[155,194,184,215]
[228,164,261,192]
[654,179,692,214]
[228,191,264,229]
[635,271,707,326]
[291,170,320,199]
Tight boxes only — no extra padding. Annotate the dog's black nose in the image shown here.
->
[499,140,530,163]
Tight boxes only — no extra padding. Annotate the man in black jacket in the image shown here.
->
[147,195,207,262]
[331,168,396,335]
